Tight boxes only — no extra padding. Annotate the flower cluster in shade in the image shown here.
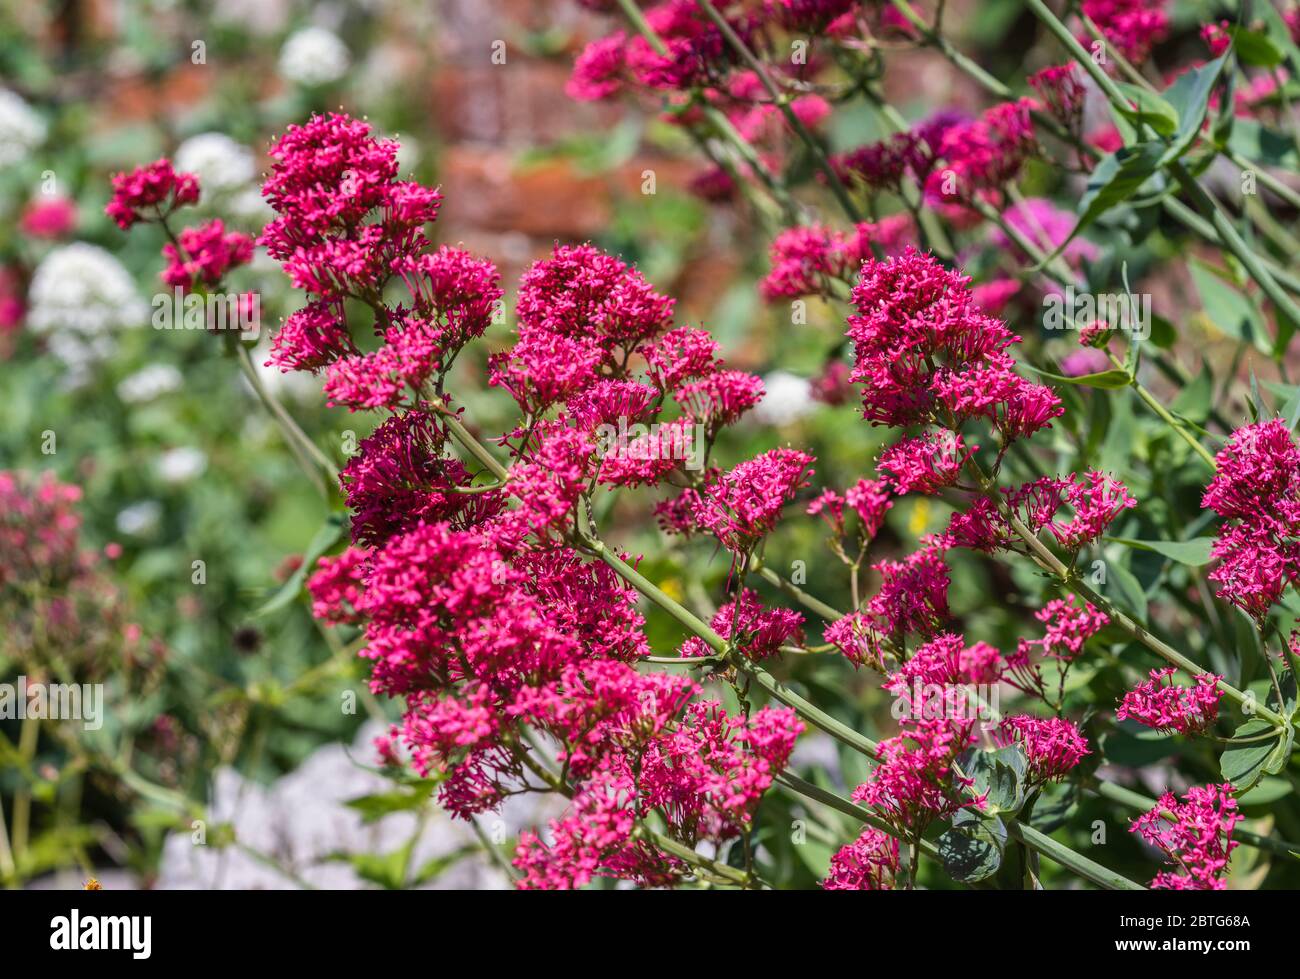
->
[1131,783,1240,890]
[0,470,142,676]
[759,216,912,302]
[1080,0,1169,67]
[830,100,1038,213]
[220,112,810,889]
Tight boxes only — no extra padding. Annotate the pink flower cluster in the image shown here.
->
[244,112,807,889]
[0,471,138,670]
[851,716,981,839]
[1131,783,1240,890]
[161,219,255,291]
[106,158,199,229]
[681,589,804,661]
[0,470,85,587]
[1116,668,1223,736]
[1202,418,1300,620]
[759,217,912,301]
[921,100,1039,207]
[999,714,1090,783]
[943,472,1135,555]
[565,2,845,200]
[847,247,1061,440]
[1081,0,1169,67]
[684,448,815,555]
[822,827,900,890]
[877,430,972,496]
[108,159,254,294]
[1029,64,1086,134]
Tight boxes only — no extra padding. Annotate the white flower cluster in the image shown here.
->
[117,363,183,403]
[278,26,351,87]
[174,131,269,221]
[174,132,255,193]
[27,243,147,380]
[0,88,45,167]
[752,370,815,427]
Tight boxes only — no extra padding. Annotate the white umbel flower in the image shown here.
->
[115,500,162,537]
[28,243,146,338]
[0,88,45,167]
[156,447,207,484]
[279,27,350,87]
[174,132,256,192]
[118,364,184,403]
[752,370,815,427]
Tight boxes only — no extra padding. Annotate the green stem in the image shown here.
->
[1002,819,1145,890]
[1025,0,1300,336]
[1107,352,1219,469]
[235,345,338,493]
[1091,779,1300,861]
[614,0,800,224]
[965,456,1283,725]
[694,0,864,225]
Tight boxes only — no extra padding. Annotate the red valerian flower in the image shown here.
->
[106,158,200,230]
[1201,419,1300,619]
[691,448,815,554]
[680,588,804,660]
[998,714,1090,783]
[1131,783,1241,890]
[822,827,900,890]
[1116,668,1223,736]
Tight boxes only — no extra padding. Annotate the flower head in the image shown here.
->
[1116,669,1223,736]
[1131,783,1240,890]
[822,827,900,890]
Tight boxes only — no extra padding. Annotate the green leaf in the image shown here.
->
[1169,362,1213,423]
[1225,117,1300,169]
[1113,81,1179,138]
[1230,26,1285,69]
[937,813,1006,883]
[1107,537,1216,567]
[1106,557,1149,621]
[253,512,346,618]
[1261,1,1300,75]
[1029,783,1078,834]
[1054,142,1165,264]
[329,844,414,890]
[344,782,435,824]
[1264,724,1296,776]
[1276,382,1300,432]
[1023,364,1133,389]
[961,745,1028,814]
[1220,719,1281,792]
[1237,776,1293,807]
[409,845,478,887]
[1147,313,1176,349]
[1161,55,1227,164]
[1189,260,1271,354]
